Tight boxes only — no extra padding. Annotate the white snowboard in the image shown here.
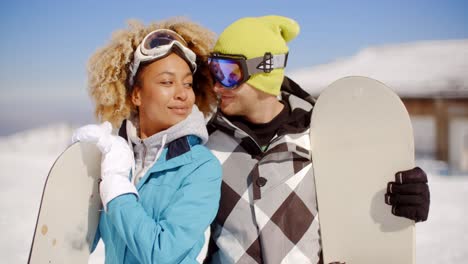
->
[28,142,102,264]
[310,76,415,264]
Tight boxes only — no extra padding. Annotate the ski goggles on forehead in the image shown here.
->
[207,52,288,89]
[128,29,197,86]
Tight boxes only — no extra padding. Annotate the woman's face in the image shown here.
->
[132,53,195,138]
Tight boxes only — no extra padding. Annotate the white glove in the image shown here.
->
[72,121,113,153]
[72,122,138,211]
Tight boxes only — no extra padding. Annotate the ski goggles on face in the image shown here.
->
[128,29,197,86]
[207,52,288,89]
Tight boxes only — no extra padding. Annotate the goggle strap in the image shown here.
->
[246,53,288,75]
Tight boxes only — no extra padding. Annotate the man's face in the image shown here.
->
[213,81,261,117]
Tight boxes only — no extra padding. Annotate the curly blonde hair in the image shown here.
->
[87,18,217,127]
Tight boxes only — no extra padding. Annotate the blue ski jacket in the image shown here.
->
[92,134,222,264]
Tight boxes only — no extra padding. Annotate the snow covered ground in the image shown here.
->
[413,159,468,263]
[0,123,466,263]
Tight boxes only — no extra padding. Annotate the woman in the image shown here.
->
[73,18,221,264]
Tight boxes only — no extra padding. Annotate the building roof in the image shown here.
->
[289,39,468,98]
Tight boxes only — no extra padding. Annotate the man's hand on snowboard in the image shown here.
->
[385,167,430,222]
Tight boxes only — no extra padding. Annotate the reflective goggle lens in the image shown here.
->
[208,58,244,88]
[142,29,188,51]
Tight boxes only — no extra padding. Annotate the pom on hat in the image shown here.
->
[214,15,300,96]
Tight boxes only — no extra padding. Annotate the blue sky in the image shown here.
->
[0,0,467,135]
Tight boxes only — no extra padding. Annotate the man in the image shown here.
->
[205,15,429,264]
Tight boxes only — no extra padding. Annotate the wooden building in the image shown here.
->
[403,93,468,170]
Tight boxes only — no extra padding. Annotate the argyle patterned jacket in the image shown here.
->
[205,78,322,264]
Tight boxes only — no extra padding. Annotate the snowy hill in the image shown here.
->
[0,123,75,155]
[289,39,468,97]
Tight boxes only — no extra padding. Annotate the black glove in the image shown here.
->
[385,167,430,222]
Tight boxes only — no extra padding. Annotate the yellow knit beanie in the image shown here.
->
[213,15,300,95]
